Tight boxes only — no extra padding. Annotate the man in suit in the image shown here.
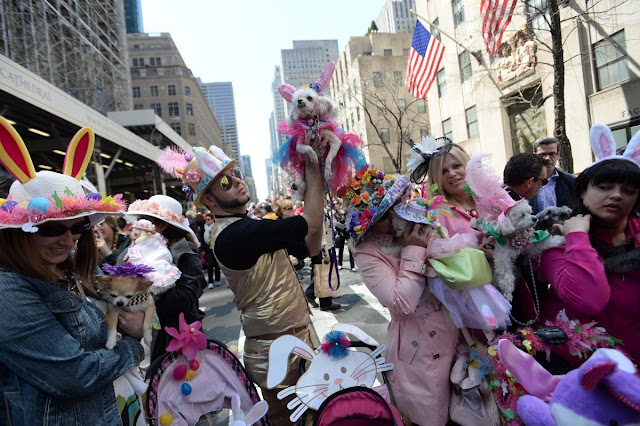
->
[530,137,577,214]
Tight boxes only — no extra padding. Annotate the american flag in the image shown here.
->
[405,20,445,99]
[481,0,518,56]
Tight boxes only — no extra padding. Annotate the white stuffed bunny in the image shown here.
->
[231,394,268,426]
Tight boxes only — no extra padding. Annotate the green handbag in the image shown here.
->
[427,248,492,290]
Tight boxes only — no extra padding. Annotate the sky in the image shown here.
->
[141,0,389,201]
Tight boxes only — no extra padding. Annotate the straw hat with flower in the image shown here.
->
[343,165,411,245]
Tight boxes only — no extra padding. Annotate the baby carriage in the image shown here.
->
[313,387,404,425]
[146,336,269,426]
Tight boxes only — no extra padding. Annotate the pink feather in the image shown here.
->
[465,153,517,219]
[157,147,188,177]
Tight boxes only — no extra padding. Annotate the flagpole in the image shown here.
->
[410,9,503,94]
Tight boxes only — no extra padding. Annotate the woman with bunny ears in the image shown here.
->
[0,118,146,425]
[540,124,640,364]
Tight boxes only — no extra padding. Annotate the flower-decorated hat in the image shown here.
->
[0,117,125,231]
[344,165,410,245]
[126,194,199,244]
[132,218,155,232]
[157,145,236,207]
[393,184,452,234]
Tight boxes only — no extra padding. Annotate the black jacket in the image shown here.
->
[530,169,577,214]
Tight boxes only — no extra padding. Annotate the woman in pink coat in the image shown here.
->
[540,125,640,364]
[345,165,458,425]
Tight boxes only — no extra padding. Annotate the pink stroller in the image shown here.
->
[313,387,404,425]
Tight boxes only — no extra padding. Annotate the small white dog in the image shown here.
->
[485,201,564,301]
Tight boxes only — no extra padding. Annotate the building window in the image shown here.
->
[170,123,181,135]
[526,0,549,33]
[377,100,386,115]
[168,84,176,96]
[356,106,360,121]
[132,86,141,98]
[373,72,384,88]
[147,68,158,76]
[168,102,179,116]
[149,57,161,66]
[131,69,140,77]
[134,104,144,110]
[380,128,390,144]
[186,103,194,116]
[150,85,158,97]
[188,123,196,136]
[133,58,139,67]
[443,118,452,139]
[459,51,472,82]
[397,127,410,145]
[437,69,447,98]
[452,0,465,27]
[393,71,403,86]
[433,18,441,41]
[384,49,393,56]
[421,127,431,138]
[151,103,161,116]
[185,86,191,96]
[402,48,409,55]
[398,98,406,112]
[417,99,427,114]
[466,106,479,138]
[593,30,629,90]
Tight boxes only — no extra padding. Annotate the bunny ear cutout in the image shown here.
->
[278,84,296,103]
[332,323,379,346]
[194,147,222,177]
[267,335,314,389]
[63,127,94,180]
[589,123,617,162]
[244,401,269,426]
[497,339,561,401]
[0,117,36,183]
[314,61,336,93]
[623,129,640,165]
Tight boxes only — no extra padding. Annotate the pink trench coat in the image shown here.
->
[353,238,459,425]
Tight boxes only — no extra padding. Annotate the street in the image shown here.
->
[198,264,390,356]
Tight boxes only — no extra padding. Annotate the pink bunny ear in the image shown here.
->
[589,123,617,161]
[244,401,269,426]
[278,84,296,103]
[0,116,37,183]
[63,127,95,180]
[581,362,617,391]
[497,339,561,401]
[623,129,640,165]
[314,62,336,93]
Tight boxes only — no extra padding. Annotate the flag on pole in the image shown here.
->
[405,20,445,99]
[481,0,518,56]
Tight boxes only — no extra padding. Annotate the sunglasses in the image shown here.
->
[219,168,244,191]
[532,177,549,186]
[37,220,91,237]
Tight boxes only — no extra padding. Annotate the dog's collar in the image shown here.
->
[127,291,150,307]
[481,222,549,247]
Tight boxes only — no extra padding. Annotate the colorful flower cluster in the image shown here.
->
[127,200,185,223]
[343,166,395,238]
[102,262,155,278]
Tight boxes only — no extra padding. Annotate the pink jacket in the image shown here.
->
[541,217,640,364]
[438,204,483,246]
[353,237,458,425]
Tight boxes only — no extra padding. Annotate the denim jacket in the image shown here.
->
[0,267,144,425]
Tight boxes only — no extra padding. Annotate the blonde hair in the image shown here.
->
[426,144,471,196]
[274,199,294,218]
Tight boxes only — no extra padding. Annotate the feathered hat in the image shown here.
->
[157,145,236,207]
[406,136,453,183]
[0,117,125,231]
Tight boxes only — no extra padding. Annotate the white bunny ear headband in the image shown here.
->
[589,123,640,168]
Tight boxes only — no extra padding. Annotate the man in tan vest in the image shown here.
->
[187,137,324,424]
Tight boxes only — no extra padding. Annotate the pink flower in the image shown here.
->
[165,312,208,360]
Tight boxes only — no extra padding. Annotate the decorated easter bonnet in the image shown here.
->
[393,184,451,227]
[126,195,199,244]
[0,117,125,231]
[406,135,453,183]
[588,123,640,168]
[132,218,155,232]
[344,165,410,245]
[157,145,236,207]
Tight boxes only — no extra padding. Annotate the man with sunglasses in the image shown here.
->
[503,152,547,201]
[530,136,577,214]
[200,134,325,425]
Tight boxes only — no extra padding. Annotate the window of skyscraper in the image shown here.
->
[151,103,161,116]
[150,86,158,97]
[373,72,384,88]
[132,87,141,98]
[168,102,179,116]
[188,123,196,136]
[170,123,181,135]
[168,85,176,96]
[417,99,427,114]
[384,49,393,56]
[185,86,191,96]
[186,103,194,116]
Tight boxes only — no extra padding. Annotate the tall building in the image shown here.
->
[127,33,222,149]
[199,81,241,165]
[0,0,132,113]
[124,0,144,33]
[269,66,288,198]
[241,154,258,202]
[330,32,429,173]
[375,0,416,34]
[415,0,640,174]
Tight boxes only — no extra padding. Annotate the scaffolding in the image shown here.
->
[0,0,132,114]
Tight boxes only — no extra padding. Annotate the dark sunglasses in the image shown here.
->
[37,220,91,237]
[532,177,549,186]
[219,168,244,191]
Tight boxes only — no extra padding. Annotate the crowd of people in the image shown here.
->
[0,114,639,426]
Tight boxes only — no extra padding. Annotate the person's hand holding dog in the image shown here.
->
[117,310,146,340]
[402,223,433,248]
[554,214,591,236]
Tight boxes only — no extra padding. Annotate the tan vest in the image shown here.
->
[212,216,310,337]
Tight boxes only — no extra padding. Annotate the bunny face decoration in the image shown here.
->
[0,117,125,230]
[266,323,394,423]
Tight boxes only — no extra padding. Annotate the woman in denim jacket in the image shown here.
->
[0,120,145,425]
